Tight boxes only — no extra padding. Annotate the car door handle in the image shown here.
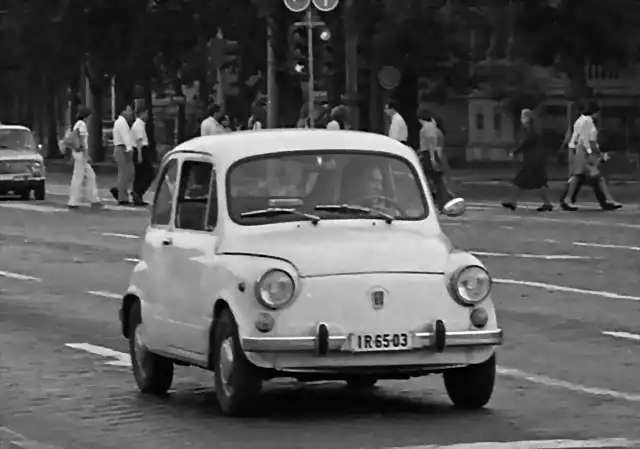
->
[162,237,173,246]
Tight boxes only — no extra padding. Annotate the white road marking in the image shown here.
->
[65,343,131,367]
[389,438,640,448]
[496,215,640,229]
[500,225,514,230]
[88,290,121,300]
[602,331,640,342]
[498,366,640,402]
[574,241,640,252]
[124,257,140,263]
[0,270,42,282]
[0,203,65,213]
[102,232,139,239]
[473,252,592,260]
[495,278,640,301]
[0,426,59,449]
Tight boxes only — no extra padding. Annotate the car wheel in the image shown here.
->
[213,309,262,416]
[346,377,378,390]
[20,189,31,200]
[128,301,174,394]
[443,353,496,409]
[34,183,45,201]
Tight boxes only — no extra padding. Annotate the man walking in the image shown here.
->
[384,100,408,145]
[200,104,225,136]
[131,107,153,206]
[110,102,135,205]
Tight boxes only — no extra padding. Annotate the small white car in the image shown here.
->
[0,125,46,200]
[119,129,503,416]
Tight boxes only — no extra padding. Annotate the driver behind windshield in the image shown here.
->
[340,159,394,213]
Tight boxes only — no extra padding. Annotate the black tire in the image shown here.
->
[20,189,31,200]
[34,183,45,200]
[213,309,262,416]
[443,353,496,409]
[346,377,378,390]
[128,301,174,395]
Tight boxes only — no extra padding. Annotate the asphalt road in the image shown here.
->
[1,174,640,449]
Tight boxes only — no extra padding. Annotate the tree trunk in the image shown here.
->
[46,87,61,158]
[173,77,186,143]
[89,84,105,162]
[344,0,360,129]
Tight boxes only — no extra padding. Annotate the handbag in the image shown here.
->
[62,128,84,153]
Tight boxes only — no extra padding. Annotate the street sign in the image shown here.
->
[312,0,339,12]
[284,0,311,12]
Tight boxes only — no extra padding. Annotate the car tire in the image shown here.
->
[443,353,496,409]
[34,183,45,201]
[128,301,174,395]
[346,377,378,390]
[213,309,262,416]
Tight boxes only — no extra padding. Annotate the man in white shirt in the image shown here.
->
[561,102,621,211]
[110,102,135,205]
[384,100,408,144]
[201,104,225,136]
[131,108,152,206]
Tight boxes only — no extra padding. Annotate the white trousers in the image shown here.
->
[68,152,99,206]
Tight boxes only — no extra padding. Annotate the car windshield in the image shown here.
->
[227,151,428,225]
[0,129,36,151]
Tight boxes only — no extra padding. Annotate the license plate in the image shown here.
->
[351,333,411,352]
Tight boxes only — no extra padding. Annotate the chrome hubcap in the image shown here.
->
[134,326,148,376]
[219,337,235,396]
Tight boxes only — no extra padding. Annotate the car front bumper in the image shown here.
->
[242,326,503,354]
[0,176,45,191]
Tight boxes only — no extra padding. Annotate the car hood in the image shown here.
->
[0,149,41,161]
[218,225,451,277]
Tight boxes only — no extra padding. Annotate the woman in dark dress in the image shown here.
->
[502,109,553,212]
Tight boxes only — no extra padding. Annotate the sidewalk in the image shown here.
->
[45,158,639,183]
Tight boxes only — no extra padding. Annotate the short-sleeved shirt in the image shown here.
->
[388,112,408,142]
[201,117,224,136]
[73,120,89,150]
[131,118,149,148]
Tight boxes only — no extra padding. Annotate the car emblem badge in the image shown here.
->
[371,290,385,310]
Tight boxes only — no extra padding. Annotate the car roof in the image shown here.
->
[164,129,416,166]
[0,125,31,132]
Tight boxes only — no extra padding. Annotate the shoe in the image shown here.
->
[109,187,119,201]
[501,202,516,211]
[602,202,622,211]
[133,201,149,207]
[560,201,578,211]
[118,201,133,206]
[536,203,553,212]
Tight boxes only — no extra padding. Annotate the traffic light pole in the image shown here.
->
[306,9,315,128]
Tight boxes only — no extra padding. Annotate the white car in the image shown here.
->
[119,129,503,416]
[0,125,46,200]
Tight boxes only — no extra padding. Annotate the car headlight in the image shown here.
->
[30,161,43,175]
[449,265,492,305]
[255,269,296,309]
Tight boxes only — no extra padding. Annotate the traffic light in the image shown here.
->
[221,39,241,71]
[321,41,336,76]
[289,24,308,75]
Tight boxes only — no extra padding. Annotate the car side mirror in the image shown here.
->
[442,197,466,217]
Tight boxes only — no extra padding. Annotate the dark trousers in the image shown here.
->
[560,174,607,208]
[133,146,154,200]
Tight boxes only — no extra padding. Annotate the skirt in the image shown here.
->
[513,164,548,190]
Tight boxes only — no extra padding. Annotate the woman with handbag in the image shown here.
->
[502,109,553,211]
[66,106,103,209]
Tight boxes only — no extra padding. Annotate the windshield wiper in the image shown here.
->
[240,207,321,225]
[315,204,394,223]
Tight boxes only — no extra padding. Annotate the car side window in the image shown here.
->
[175,160,214,231]
[151,159,178,226]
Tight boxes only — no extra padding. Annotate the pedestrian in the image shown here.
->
[131,107,153,206]
[560,102,621,211]
[200,104,225,136]
[67,106,103,210]
[326,105,349,130]
[502,108,553,212]
[248,101,267,130]
[431,113,455,190]
[384,100,408,145]
[417,108,458,211]
[110,102,136,205]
